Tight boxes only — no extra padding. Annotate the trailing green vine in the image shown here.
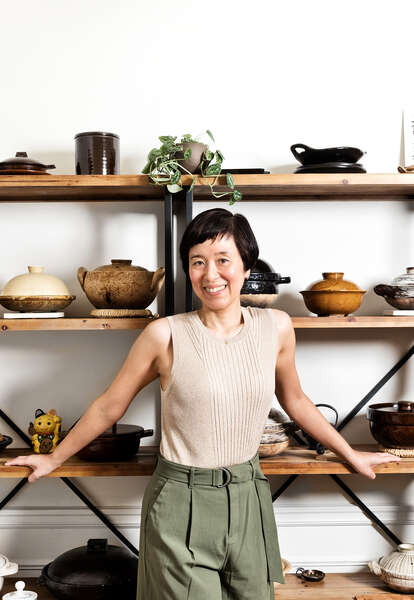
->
[141,130,242,205]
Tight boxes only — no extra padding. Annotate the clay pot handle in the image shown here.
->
[296,567,305,579]
[290,144,310,162]
[373,284,393,297]
[368,560,382,576]
[140,429,154,438]
[77,267,88,290]
[151,267,166,294]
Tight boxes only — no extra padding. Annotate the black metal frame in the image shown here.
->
[0,187,194,558]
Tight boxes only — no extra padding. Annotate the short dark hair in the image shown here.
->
[179,208,259,276]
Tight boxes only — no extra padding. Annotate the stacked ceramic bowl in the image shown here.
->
[259,408,298,457]
[240,259,290,309]
[291,143,366,173]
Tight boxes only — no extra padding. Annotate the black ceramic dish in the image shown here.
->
[296,567,325,582]
[294,162,366,174]
[290,143,364,165]
[241,281,278,295]
[39,539,138,600]
[0,434,12,451]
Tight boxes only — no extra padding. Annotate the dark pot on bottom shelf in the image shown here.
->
[39,539,138,600]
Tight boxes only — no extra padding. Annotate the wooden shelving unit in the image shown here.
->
[0,445,410,478]
[1,173,414,201]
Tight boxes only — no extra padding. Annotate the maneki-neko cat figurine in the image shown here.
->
[29,408,63,454]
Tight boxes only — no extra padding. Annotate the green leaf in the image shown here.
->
[148,148,162,161]
[189,176,196,191]
[159,136,176,144]
[215,150,224,162]
[205,163,222,176]
[204,150,214,161]
[206,129,215,143]
[167,183,183,194]
[226,172,235,189]
[231,189,242,203]
[181,134,194,143]
[184,148,192,160]
[170,170,181,185]
[141,162,151,174]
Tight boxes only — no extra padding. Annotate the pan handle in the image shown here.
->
[140,428,154,438]
[290,143,310,162]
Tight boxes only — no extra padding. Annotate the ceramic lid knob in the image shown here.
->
[2,579,38,599]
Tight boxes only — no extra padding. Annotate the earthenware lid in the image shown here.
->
[74,131,119,139]
[367,401,414,425]
[91,260,147,273]
[2,580,36,599]
[390,267,414,286]
[0,553,18,576]
[305,272,363,292]
[0,266,70,296]
[378,544,414,577]
[44,539,137,587]
[0,152,55,173]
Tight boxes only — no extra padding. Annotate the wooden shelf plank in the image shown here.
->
[291,316,414,328]
[1,173,414,201]
[1,573,394,600]
[0,316,413,331]
[0,445,409,478]
[0,317,153,331]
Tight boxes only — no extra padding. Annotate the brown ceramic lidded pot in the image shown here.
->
[77,259,165,310]
[368,401,414,448]
[300,272,366,316]
[0,152,55,175]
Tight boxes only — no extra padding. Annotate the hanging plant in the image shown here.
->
[141,130,242,205]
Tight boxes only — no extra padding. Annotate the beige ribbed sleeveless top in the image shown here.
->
[159,306,278,468]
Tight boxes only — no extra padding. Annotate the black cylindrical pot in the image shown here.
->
[75,131,120,174]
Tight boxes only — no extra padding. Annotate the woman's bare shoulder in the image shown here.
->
[270,309,293,332]
[142,317,172,348]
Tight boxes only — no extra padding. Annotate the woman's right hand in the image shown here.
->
[4,454,61,483]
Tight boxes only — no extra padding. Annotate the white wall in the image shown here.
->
[1,0,414,576]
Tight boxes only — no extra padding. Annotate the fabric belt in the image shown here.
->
[155,451,265,487]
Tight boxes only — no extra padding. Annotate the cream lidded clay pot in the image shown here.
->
[0,266,75,312]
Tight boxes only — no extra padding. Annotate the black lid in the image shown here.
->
[74,131,119,139]
[0,152,55,170]
[46,539,137,587]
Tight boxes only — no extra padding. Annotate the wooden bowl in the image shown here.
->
[258,440,289,457]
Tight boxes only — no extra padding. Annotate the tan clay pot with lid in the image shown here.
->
[300,272,366,316]
[77,259,165,309]
[0,266,75,311]
[369,543,414,593]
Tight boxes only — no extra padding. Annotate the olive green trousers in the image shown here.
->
[137,451,285,599]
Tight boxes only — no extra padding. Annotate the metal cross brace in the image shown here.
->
[271,344,414,546]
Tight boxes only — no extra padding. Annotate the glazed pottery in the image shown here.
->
[77,260,165,310]
[375,267,414,309]
[367,401,414,448]
[2,581,37,599]
[77,424,153,461]
[0,554,18,593]
[75,132,119,175]
[240,259,290,309]
[369,543,414,593]
[0,152,55,175]
[0,434,13,452]
[175,141,208,173]
[300,272,366,316]
[0,266,75,312]
[259,408,298,457]
[290,143,364,165]
[39,539,138,600]
[296,567,325,582]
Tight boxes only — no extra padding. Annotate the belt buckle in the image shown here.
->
[217,467,233,487]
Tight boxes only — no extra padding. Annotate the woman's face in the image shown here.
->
[188,234,250,310]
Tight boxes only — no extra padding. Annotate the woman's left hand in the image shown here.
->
[346,449,401,479]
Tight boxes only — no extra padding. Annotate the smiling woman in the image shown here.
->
[5,208,401,600]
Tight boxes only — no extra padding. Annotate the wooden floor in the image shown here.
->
[2,573,410,599]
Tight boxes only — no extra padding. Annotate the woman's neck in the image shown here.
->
[197,302,244,337]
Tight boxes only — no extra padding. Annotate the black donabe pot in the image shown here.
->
[39,539,138,600]
[77,424,153,461]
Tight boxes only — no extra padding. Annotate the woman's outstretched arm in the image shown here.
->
[5,318,170,482]
[273,310,400,479]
